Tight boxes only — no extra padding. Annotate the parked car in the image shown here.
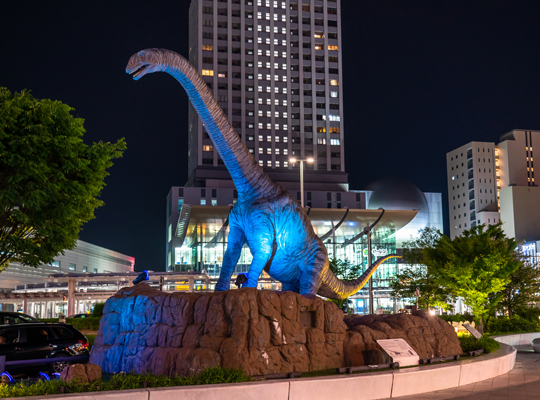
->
[0,322,89,374]
[67,313,92,319]
[0,311,39,325]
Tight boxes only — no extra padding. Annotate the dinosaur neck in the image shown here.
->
[157,50,278,199]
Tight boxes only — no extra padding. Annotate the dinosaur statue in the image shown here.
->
[126,48,398,300]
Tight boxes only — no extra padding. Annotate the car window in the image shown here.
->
[51,327,73,339]
[25,327,49,342]
[0,329,20,345]
[17,315,38,323]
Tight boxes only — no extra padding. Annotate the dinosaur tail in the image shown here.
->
[317,255,401,300]
[127,48,279,199]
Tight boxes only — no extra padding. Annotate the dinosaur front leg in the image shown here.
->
[299,248,328,296]
[242,251,273,288]
[215,226,245,291]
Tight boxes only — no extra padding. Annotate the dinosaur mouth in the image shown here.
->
[129,65,148,79]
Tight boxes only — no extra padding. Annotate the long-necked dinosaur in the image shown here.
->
[126,48,398,300]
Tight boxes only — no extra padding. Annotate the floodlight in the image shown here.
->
[289,158,297,163]
[133,270,150,285]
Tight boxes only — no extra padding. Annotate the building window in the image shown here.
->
[83,266,88,273]
[330,79,339,86]
[267,160,272,167]
[212,199,217,206]
[201,199,206,205]
[50,261,60,268]
[284,161,288,167]
[69,263,76,271]
[328,45,338,51]
[330,139,340,145]
[203,145,213,152]
[202,69,214,76]
[259,160,264,166]
[202,44,213,51]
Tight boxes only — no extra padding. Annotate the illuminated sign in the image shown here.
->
[362,247,389,257]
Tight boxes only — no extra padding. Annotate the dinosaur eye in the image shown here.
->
[139,51,146,58]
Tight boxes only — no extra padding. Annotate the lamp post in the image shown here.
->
[289,158,314,208]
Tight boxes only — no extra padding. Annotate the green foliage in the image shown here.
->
[496,261,540,318]
[514,306,540,323]
[92,303,106,318]
[438,313,475,323]
[458,333,500,354]
[0,88,126,272]
[424,223,521,332]
[0,368,251,398]
[485,315,540,334]
[66,317,101,331]
[391,228,454,310]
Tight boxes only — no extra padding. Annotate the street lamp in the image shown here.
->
[289,157,314,207]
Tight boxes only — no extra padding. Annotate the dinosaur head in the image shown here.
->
[126,49,164,80]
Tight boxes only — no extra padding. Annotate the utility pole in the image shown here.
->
[366,223,374,315]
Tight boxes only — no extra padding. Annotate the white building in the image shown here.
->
[446,129,540,243]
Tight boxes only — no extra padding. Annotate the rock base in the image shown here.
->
[90,285,462,376]
[60,364,102,384]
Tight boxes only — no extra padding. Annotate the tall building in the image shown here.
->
[187,0,345,188]
[446,130,540,242]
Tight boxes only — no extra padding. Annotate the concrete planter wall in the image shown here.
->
[15,341,518,400]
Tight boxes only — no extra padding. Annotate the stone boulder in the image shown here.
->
[343,311,463,363]
[90,285,462,376]
[59,364,102,384]
[90,285,346,377]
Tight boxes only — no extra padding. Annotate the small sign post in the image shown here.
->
[463,323,482,339]
[377,338,419,367]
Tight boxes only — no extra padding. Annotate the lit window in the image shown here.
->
[274,87,279,93]
[314,32,324,38]
[317,138,326,145]
[317,127,326,133]
[201,199,206,205]
[249,148,254,153]
[265,13,270,20]
[258,73,263,80]
[283,112,288,118]
[267,135,272,141]
[275,99,279,105]
[203,44,213,51]
[265,37,271,45]
[274,75,279,81]
[329,115,341,122]
[283,124,287,130]
[274,26,278,33]
[275,111,279,118]
[50,260,60,268]
[202,69,214,76]
[274,14,278,21]
[328,45,338,51]
[266,62,271,69]
[276,160,280,167]
[259,160,264,166]
[274,50,279,57]
[258,25,262,32]
[283,100,287,106]
[258,110,263,117]
[281,15,286,22]
[266,26,270,33]
[94,268,98,273]
[258,86,263,92]
[330,127,340,134]
[330,91,338,98]
[259,135,263,141]
[282,87,287,94]
[83,266,88,272]
[267,148,272,154]
[267,160,272,167]
[284,161,288,167]
[282,40,287,46]
[282,63,287,70]
[282,75,287,82]
[258,98,263,104]
[258,49,263,55]
[283,148,288,155]
[282,51,286,58]
[203,145,213,151]
[258,61,263,68]
[267,110,272,117]
[315,45,323,50]
[258,123,263,129]
[282,27,286,34]
[274,38,279,45]
[283,137,288,143]
[266,50,271,56]
[267,123,271,129]
[275,136,280,142]
[258,37,263,44]
[275,124,280,130]
[330,79,339,86]
[257,12,262,19]
[218,73,226,78]
[275,148,280,155]
[259,147,263,154]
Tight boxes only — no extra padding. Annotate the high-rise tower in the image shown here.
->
[187,0,345,188]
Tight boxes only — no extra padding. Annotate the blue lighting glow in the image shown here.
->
[39,372,50,381]
[1,372,15,383]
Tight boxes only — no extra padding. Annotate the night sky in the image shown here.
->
[3,1,540,271]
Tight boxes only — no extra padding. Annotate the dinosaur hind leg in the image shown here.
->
[299,248,328,296]
[281,282,300,293]
[215,226,245,291]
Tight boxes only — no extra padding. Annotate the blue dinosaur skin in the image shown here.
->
[126,48,398,300]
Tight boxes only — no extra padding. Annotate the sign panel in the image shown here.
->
[463,323,482,339]
[376,338,419,367]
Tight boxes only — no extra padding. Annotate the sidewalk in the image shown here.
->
[392,349,540,400]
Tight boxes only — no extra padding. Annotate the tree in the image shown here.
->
[391,228,454,311]
[497,259,540,318]
[0,88,126,272]
[424,222,520,333]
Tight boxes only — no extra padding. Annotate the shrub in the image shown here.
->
[438,313,474,323]
[0,368,251,398]
[92,303,105,318]
[514,306,540,323]
[485,315,540,334]
[458,333,500,354]
[65,317,101,331]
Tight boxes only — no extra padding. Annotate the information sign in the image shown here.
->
[463,323,482,339]
[376,338,419,367]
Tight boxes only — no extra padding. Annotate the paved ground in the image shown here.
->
[392,349,540,400]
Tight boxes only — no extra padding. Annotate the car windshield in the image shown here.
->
[2,314,39,324]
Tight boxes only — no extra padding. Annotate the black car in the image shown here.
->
[0,322,90,375]
[0,312,39,325]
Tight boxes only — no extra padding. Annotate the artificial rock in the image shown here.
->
[90,285,462,377]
